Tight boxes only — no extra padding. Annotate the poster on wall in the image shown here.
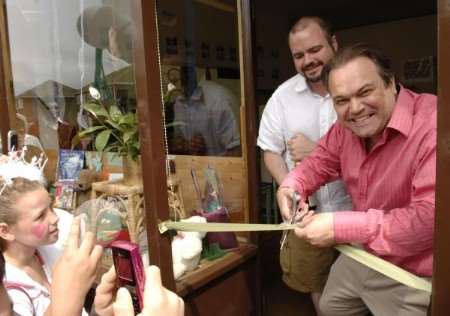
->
[401,56,435,84]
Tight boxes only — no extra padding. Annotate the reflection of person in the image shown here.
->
[277,44,435,315]
[257,16,352,314]
[168,65,241,156]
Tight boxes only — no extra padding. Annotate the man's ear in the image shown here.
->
[331,35,338,52]
[389,77,397,94]
[0,223,15,242]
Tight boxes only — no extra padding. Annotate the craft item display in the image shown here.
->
[191,167,237,249]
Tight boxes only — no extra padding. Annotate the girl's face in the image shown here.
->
[11,187,59,247]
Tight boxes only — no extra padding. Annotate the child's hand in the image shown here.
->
[94,266,116,316]
[51,217,103,316]
[113,266,184,316]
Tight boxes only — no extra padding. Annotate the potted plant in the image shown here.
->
[73,87,141,185]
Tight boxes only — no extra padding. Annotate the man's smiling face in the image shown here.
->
[328,56,397,145]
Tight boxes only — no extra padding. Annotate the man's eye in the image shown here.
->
[335,100,347,106]
[360,90,371,97]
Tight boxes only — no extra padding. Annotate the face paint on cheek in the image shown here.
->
[31,223,48,240]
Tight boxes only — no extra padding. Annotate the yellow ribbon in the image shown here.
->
[159,220,432,293]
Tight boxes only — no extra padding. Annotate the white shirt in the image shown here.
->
[173,80,240,156]
[258,74,352,212]
[5,209,88,316]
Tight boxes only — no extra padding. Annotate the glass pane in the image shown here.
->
[157,0,242,157]
[156,1,248,246]
[4,0,149,263]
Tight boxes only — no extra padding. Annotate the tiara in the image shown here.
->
[0,147,47,195]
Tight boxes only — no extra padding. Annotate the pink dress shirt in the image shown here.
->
[282,87,436,277]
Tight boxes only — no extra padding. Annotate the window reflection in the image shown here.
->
[6,0,136,152]
[158,0,242,157]
[165,65,241,156]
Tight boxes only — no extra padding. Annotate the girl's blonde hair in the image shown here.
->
[0,177,44,250]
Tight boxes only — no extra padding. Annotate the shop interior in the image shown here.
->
[0,0,444,315]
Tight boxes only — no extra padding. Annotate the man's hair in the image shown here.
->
[289,16,334,45]
[322,43,395,88]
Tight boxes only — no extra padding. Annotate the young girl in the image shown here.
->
[0,177,60,315]
[0,150,86,316]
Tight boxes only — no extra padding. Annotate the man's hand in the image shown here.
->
[287,133,316,163]
[169,136,190,154]
[277,187,297,221]
[294,212,335,247]
[189,134,206,155]
[50,217,103,316]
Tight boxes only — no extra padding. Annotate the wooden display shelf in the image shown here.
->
[176,242,258,297]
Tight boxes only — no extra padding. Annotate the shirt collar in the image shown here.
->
[294,74,330,99]
[386,86,414,137]
[175,85,204,104]
[294,74,308,93]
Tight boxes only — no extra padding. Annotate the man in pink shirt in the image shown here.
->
[277,43,435,316]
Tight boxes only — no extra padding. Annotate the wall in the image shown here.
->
[255,14,437,102]
[337,15,437,93]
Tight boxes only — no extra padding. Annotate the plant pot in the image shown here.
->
[122,155,142,185]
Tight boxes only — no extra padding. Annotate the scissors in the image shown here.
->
[280,192,308,250]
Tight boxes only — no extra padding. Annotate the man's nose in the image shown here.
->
[349,98,364,115]
[304,53,313,65]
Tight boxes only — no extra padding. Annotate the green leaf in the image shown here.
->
[78,125,106,138]
[105,120,121,131]
[119,113,137,125]
[123,130,137,144]
[84,103,110,118]
[95,129,112,152]
[109,105,123,122]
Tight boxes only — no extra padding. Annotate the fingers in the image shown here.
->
[91,244,104,265]
[80,231,96,255]
[277,188,295,221]
[96,266,117,294]
[113,287,135,316]
[297,211,315,227]
[294,226,306,239]
[67,216,81,250]
[144,266,163,305]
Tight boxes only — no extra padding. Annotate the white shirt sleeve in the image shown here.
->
[257,94,286,155]
[214,98,240,150]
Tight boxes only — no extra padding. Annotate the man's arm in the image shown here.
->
[263,151,289,185]
[294,128,435,260]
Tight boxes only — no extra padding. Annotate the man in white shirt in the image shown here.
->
[257,16,352,314]
[168,65,241,157]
